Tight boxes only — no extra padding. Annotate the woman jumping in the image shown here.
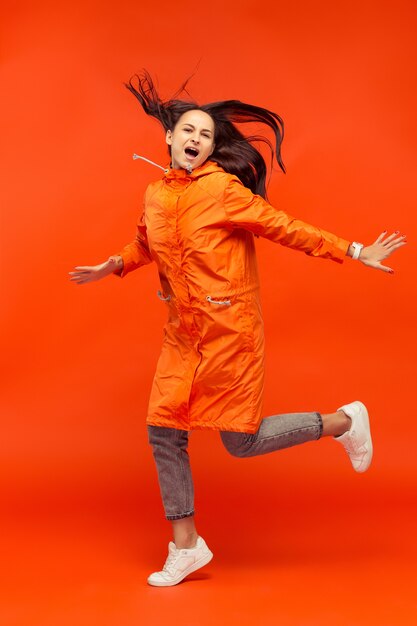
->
[69,71,406,587]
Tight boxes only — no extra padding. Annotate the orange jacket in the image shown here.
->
[117,160,350,433]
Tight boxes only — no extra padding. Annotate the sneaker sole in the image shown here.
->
[355,400,374,473]
[147,550,214,587]
[347,401,373,473]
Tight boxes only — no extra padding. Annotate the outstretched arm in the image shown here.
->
[223,176,407,271]
[69,210,153,285]
[223,176,350,263]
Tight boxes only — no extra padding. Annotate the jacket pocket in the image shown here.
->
[203,292,255,353]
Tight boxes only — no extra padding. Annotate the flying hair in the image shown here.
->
[124,70,286,200]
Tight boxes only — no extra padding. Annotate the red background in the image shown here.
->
[1,0,416,624]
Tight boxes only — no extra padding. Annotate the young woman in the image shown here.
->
[69,71,406,587]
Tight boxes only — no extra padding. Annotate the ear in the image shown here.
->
[166,129,172,146]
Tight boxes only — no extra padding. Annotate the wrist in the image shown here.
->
[107,256,123,272]
[349,241,364,260]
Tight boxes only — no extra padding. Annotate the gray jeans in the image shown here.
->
[147,411,323,520]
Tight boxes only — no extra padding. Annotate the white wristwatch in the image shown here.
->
[351,241,364,260]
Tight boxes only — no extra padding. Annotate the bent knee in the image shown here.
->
[220,431,254,458]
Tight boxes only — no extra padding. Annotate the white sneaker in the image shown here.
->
[147,536,213,587]
[334,400,373,472]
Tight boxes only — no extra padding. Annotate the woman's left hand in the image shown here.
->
[358,231,407,273]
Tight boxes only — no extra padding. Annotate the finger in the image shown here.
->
[384,241,407,255]
[73,271,94,277]
[375,263,394,273]
[374,231,388,244]
[381,231,401,246]
[384,237,407,250]
[73,266,94,271]
[69,275,91,282]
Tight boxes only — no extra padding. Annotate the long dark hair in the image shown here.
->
[124,70,286,199]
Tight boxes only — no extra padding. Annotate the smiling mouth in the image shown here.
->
[184,147,199,159]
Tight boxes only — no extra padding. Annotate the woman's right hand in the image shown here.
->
[68,256,123,285]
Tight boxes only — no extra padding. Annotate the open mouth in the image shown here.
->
[184,147,199,159]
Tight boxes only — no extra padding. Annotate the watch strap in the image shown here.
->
[351,241,363,260]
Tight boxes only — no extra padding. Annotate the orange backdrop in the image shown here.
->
[1,0,417,624]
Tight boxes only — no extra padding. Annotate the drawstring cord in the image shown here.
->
[132,154,193,175]
[157,292,231,306]
[133,154,169,173]
[206,296,231,306]
[157,290,171,302]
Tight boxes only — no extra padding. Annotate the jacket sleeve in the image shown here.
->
[114,208,153,278]
[223,176,350,263]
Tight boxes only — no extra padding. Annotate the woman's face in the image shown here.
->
[166,109,215,171]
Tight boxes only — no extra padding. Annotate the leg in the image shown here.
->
[147,425,213,586]
[147,426,198,548]
[220,403,372,473]
[220,410,324,458]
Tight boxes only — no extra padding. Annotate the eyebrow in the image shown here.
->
[181,123,213,134]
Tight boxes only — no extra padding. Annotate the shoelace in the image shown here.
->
[343,431,365,454]
[162,551,180,574]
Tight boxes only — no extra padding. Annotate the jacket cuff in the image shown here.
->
[330,237,351,263]
[112,250,131,278]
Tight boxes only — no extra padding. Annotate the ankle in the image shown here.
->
[174,532,198,550]
[335,410,352,437]
[321,410,352,437]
